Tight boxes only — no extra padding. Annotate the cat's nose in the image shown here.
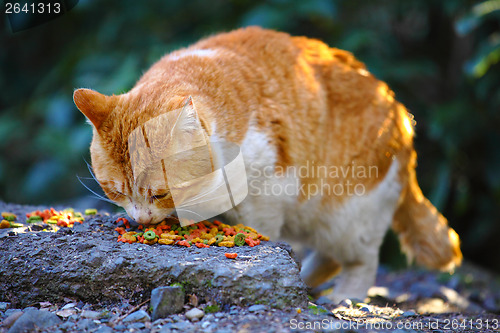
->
[134,215,153,225]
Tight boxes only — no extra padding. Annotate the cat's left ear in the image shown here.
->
[73,88,117,129]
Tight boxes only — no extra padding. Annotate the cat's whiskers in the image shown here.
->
[175,207,204,220]
[77,159,118,205]
[76,175,116,205]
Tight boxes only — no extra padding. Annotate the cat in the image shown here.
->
[73,26,462,303]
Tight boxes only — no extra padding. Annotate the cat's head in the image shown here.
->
[73,88,213,226]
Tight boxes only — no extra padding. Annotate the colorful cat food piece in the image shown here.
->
[114,218,269,248]
[1,212,17,221]
[84,208,98,215]
[0,220,11,229]
[225,253,238,259]
[26,208,86,228]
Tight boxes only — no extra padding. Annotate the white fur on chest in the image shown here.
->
[216,126,402,264]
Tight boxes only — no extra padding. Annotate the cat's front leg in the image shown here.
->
[300,251,341,288]
[327,251,380,304]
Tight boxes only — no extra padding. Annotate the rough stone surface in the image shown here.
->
[151,286,185,320]
[0,202,307,310]
[248,304,267,312]
[122,310,150,323]
[7,309,61,333]
[185,308,204,321]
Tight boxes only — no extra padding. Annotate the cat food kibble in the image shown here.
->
[114,218,269,249]
[26,208,86,227]
[225,253,238,259]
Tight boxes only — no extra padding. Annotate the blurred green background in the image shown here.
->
[1,0,499,272]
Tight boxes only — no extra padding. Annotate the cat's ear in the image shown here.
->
[73,88,117,129]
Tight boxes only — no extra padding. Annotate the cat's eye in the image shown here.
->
[151,193,169,200]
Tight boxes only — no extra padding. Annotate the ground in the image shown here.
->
[0,201,498,332]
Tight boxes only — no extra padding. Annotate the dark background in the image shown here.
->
[1,0,499,272]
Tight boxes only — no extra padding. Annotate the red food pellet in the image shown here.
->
[225,253,237,259]
[177,240,191,247]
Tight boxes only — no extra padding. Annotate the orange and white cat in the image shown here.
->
[73,27,462,302]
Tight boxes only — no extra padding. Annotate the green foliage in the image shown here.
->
[1,0,499,271]
[204,304,220,313]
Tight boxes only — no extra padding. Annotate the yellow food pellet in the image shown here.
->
[161,233,180,240]
[200,232,212,240]
[260,235,270,241]
[0,220,11,228]
[143,238,158,245]
[121,232,137,242]
[207,237,217,245]
[210,227,218,235]
[218,241,235,247]
[158,238,174,245]
[191,237,203,243]
[1,212,17,220]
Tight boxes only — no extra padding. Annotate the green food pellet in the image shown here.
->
[143,230,156,240]
[27,216,42,223]
[203,239,208,245]
[10,222,23,228]
[84,208,97,215]
[46,220,58,224]
[234,233,246,246]
[4,215,15,222]
[215,234,224,245]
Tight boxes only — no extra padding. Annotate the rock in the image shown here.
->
[338,299,353,308]
[168,321,194,330]
[81,309,102,319]
[0,302,10,311]
[0,206,307,309]
[113,324,127,330]
[129,322,145,329]
[359,306,371,313]
[402,310,417,317]
[4,309,22,317]
[8,309,61,333]
[248,304,267,312]
[60,302,77,310]
[122,310,150,323]
[77,318,98,331]
[58,321,74,331]
[2,311,24,329]
[55,308,77,318]
[94,326,114,333]
[150,286,185,320]
[185,308,204,321]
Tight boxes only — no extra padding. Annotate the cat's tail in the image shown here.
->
[392,159,462,271]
